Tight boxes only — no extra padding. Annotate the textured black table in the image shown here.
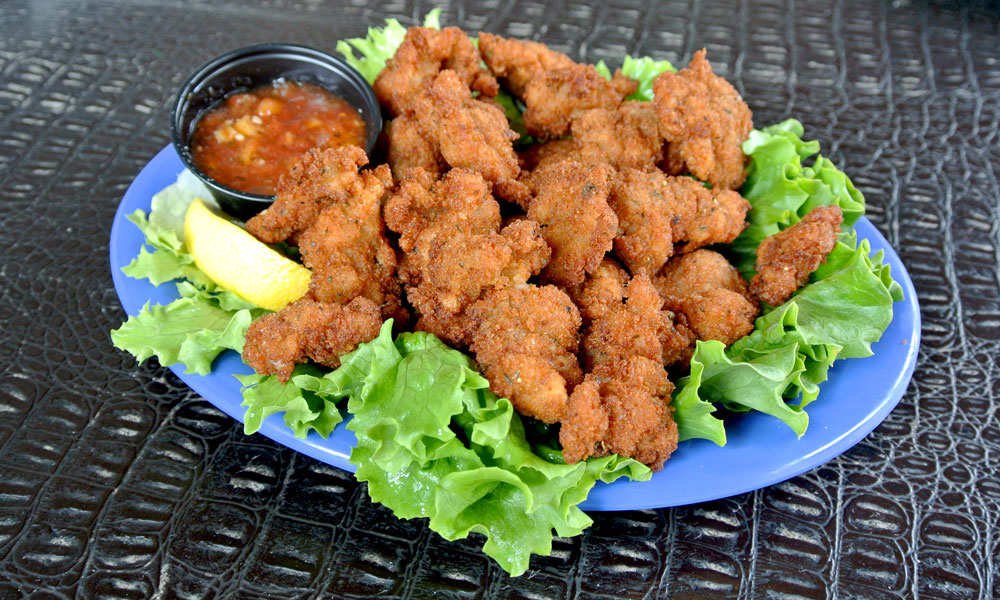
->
[2,0,998,597]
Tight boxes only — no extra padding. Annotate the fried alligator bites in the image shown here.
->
[477,32,578,97]
[609,168,677,275]
[517,138,581,173]
[522,65,638,139]
[559,357,678,470]
[243,296,383,382]
[656,249,759,349]
[385,115,445,180]
[373,26,498,117]
[246,146,369,244]
[468,285,583,424]
[566,258,629,323]
[664,175,751,254]
[402,70,531,207]
[296,163,404,322]
[526,160,618,287]
[652,48,753,190]
[570,102,664,171]
[750,205,844,306]
[385,168,550,345]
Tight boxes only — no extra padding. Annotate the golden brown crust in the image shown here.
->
[242,296,383,382]
[373,26,498,117]
[246,145,369,244]
[523,65,637,139]
[570,101,664,171]
[478,32,578,97]
[663,175,751,254]
[750,205,844,306]
[468,285,583,424]
[526,160,618,287]
[652,49,753,190]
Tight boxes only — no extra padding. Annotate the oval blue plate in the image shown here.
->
[110,145,921,511]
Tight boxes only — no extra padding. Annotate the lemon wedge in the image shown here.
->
[184,197,310,311]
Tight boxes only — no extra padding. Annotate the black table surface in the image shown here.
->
[2,0,999,597]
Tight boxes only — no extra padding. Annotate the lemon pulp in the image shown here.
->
[184,197,310,311]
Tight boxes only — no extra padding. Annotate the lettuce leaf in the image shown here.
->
[336,9,441,85]
[113,171,264,374]
[331,325,648,576]
[733,119,866,277]
[236,364,344,438]
[596,55,676,102]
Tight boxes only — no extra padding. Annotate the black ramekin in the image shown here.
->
[171,43,382,221]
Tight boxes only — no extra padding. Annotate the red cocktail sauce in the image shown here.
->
[190,80,365,196]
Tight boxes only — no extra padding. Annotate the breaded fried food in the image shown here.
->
[296,163,403,321]
[385,168,550,344]
[403,70,531,206]
[517,138,580,173]
[385,115,444,179]
[468,285,583,424]
[526,160,618,287]
[373,26,498,117]
[559,357,678,469]
[656,249,759,348]
[653,49,753,190]
[478,32,578,97]
[242,296,383,382]
[582,273,675,369]
[523,65,637,139]
[570,102,663,171]
[609,168,676,275]
[750,205,844,306]
[566,258,629,323]
[664,175,751,253]
[246,146,369,244]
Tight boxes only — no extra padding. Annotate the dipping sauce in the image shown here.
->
[190,80,365,195]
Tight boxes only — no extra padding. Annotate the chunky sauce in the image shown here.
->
[191,80,365,195]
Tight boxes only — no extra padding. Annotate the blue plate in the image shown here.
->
[110,145,921,511]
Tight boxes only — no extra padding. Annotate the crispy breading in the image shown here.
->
[570,101,663,171]
[750,205,844,306]
[656,249,759,348]
[517,138,581,172]
[385,115,444,180]
[296,163,404,320]
[478,32,578,97]
[523,64,637,139]
[402,70,530,206]
[526,160,618,287]
[664,175,750,254]
[653,49,753,190]
[384,168,550,345]
[242,296,383,382]
[566,258,629,323]
[468,285,583,424]
[246,146,368,244]
[559,357,678,469]
[373,26,498,117]
[609,168,676,275]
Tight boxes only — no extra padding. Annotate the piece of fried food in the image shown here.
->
[581,273,675,369]
[656,249,759,348]
[478,32,578,97]
[608,168,676,275]
[517,138,580,173]
[559,356,678,470]
[570,101,663,171]
[246,145,368,244]
[468,285,583,424]
[373,26,498,117]
[653,49,753,190]
[664,175,751,254]
[296,163,404,321]
[385,115,445,180]
[242,296,383,382]
[526,160,618,287]
[522,65,637,139]
[566,257,629,323]
[402,70,530,206]
[385,169,550,345]
[750,205,844,306]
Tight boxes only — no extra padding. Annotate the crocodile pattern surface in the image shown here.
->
[1,0,998,597]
